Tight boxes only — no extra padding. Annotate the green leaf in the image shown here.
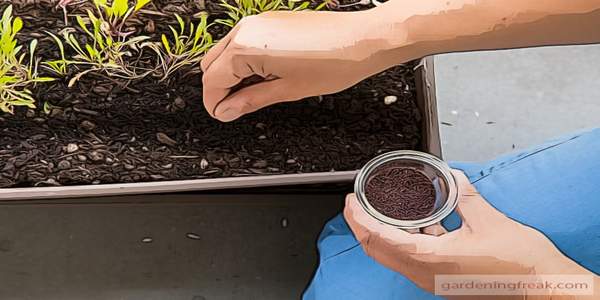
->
[43,101,51,114]
[85,44,98,59]
[76,15,93,37]
[29,39,38,74]
[135,0,152,11]
[2,5,13,25]
[12,17,23,35]
[33,77,56,82]
[161,34,171,54]
[94,0,108,8]
[112,0,129,18]
[175,14,185,35]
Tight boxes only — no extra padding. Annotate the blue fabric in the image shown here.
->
[304,128,600,300]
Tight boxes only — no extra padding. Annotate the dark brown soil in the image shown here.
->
[0,1,420,188]
[365,164,435,220]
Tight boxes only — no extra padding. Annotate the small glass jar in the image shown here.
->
[354,150,458,229]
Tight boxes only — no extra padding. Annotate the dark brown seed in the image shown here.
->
[80,120,96,131]
[89,151,104,162]
[157,132,177,147]
[57,160,71,170]
[252,160,267,168]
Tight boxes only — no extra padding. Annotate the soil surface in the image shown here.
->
[365,164,435,220]
[0,0,421,188]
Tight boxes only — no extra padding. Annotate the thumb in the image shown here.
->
[451,170,505,230]
[213,79,296,122]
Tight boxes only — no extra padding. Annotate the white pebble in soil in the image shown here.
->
[66,143,79,153]
[383,95,398,105]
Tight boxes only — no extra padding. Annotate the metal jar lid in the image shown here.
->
[354,150,458,229]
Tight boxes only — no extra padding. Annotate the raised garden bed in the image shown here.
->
[0,0,440,200]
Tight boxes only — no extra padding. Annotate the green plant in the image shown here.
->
[47,0,153,86]
[44,31,71,76]
[215,0,319,27]
[0,5,53,113]
[92,0,151,36]
[148,12,213,80]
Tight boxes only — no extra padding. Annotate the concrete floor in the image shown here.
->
[2,45,600,300]
[436,44,600,161]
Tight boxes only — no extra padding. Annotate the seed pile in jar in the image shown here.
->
[365,163,436,220]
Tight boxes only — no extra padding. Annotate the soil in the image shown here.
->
[0,0,421,188]
[365,164,436,220]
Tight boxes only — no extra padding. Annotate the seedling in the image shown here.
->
[0,5,54,113]
[215,0,317,27]
[147,12,213,80]
[47,0,153,86]
[92,0,152,37]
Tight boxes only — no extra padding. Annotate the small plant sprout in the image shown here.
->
[49,0,154,86]
[148,12,213,80]
[215,0,317,28]
[44,31,71,76]
[0,5,54,113]
[92,0,152,37]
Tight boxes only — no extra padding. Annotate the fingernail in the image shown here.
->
[214,105,240,122]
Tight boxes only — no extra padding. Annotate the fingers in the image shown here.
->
[202,51,255,118]
[421,223,447,236]
[343,194,440,255]
[200,25,240,73]
[212,79,297,122]
[451,169,504,230]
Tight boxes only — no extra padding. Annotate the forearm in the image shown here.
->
[370,0,600,59]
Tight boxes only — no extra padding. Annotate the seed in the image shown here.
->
[157,132,177,147]
[66,143,79,153]
[141,237,153,243]
[77,155,87,162]
[252,160,267,168]
[258,135,267,140]
[383,95,398,105]
[174,97,186,109]
[124,163,135,170]
[145,19,155,33]
[281,218,289,228]
[80,120,96,131]
[200,158,209,169]
[286,159,296,164]
[89,151,104,162]
[186,233,201,240]
[203,169,220,175]
[57,160,71,170]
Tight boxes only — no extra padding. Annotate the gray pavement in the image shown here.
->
[436,44,600,162]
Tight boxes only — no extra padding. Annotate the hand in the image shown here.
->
[200,9,416,122]
[344,170,594,297]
